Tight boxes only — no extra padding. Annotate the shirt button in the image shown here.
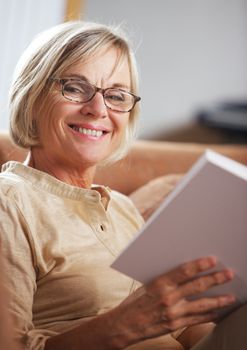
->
[100,224,105,231]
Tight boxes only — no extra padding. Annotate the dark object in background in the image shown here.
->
[197,102,247,144]
[148,102,247,144]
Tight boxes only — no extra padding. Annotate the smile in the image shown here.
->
[69,125,105,138]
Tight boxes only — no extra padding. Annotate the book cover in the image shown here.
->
[112,150,247,317]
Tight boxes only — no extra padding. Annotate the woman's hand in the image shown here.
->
[45,256,235,350]
[108,256,235,349]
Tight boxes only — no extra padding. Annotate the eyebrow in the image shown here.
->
[63,73,131,90]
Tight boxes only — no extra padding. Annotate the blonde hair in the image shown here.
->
[9,21,140,164]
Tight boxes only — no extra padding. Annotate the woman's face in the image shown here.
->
[36,47,131,170]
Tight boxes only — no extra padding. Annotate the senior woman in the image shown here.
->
[0,21,243,350]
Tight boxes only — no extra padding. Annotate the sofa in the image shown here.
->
[1,130,247,219]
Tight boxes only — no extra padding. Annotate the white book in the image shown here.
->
[112,150,247,317]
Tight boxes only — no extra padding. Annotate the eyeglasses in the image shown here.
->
[50,78,141,113]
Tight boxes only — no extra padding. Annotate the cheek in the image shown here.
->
[36,100,64,142]
[113,113,130,133]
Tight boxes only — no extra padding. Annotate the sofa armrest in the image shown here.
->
[0,131,27,165]
[0,131,246,196]
[95,140,247,195]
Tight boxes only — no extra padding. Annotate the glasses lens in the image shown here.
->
[63,80,95,103]
[104,89,134,112]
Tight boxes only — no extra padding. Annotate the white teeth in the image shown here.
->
[75,127,103,137]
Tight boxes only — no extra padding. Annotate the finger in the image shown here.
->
[165,269,234,304]
[183,294,236,316]
[160,269,234,306]
[163,295,236,321]
[148,256,218,295]
[164,256,218,286]
[161,313,217,332]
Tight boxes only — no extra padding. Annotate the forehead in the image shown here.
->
[63,47,131,88]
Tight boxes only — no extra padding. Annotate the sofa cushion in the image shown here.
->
[129,174,183,220]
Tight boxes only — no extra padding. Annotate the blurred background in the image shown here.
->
[1,0,247,143]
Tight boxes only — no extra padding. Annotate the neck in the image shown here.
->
[25,149,96,189]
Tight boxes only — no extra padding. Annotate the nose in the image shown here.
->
[79,91,107,119]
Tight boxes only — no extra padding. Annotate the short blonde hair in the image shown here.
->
[9,21,140,164]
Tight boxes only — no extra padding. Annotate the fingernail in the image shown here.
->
[225,295,236,304]
[198,256,214,269]
[206,256,217,267]
[224,269,234,280]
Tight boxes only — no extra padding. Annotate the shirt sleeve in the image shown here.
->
[0,190,57,350]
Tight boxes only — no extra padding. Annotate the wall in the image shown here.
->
[1,0,246,139]
[0,0,66,130]
[84,0,247,138]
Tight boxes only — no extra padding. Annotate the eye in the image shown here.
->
[63,81,93,95]
[64,85,81,94]
[105,89,127,103]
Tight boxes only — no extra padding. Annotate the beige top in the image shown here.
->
[0,162,184,350]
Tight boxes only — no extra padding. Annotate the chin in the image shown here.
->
[77,153,109,166]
